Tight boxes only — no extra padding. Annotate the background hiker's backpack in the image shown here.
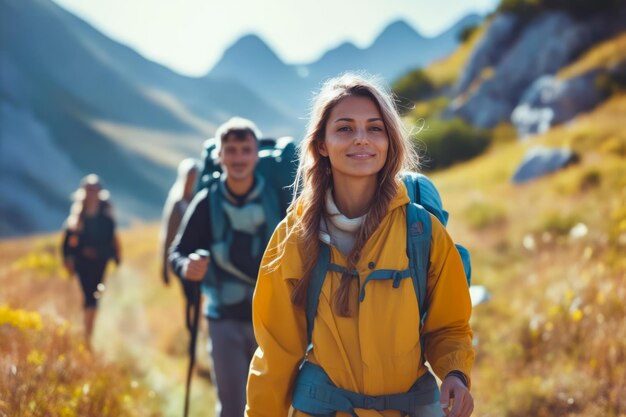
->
[197,136,298,208]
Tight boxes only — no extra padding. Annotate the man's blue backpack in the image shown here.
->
[197,136,297,208]
[293,172,473,417]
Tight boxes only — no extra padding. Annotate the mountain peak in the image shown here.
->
[230,33,266,49]
[210,33,285,75]
[224,33,276,57]
[335,41,360,53]
[377,20,423,42]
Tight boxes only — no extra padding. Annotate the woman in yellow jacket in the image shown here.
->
[246,73,475,417]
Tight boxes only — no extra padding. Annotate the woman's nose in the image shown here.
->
[353,128,369,144]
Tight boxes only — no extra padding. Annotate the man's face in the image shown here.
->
[218,133,259,182]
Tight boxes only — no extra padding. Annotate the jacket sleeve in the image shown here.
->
[61,228,75,262]
[421,216,475,388]
[246,220,307,417]
[169,189,212,280]
[159,199,182,283]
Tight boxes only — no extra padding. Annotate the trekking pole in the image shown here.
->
[183,280,201,417]
[183,249,208,417]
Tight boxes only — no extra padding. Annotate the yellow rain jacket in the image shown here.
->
[246,183,474,417]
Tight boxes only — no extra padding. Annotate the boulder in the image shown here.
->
[512,146,578,183]
[511,71,605,137]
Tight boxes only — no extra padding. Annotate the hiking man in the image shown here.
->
[169,117,288,417]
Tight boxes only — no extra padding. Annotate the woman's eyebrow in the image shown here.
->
[332,117,383,123]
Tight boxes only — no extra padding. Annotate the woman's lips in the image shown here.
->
[347,153,375,160]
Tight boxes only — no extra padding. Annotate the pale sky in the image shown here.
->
[52,0,500,77]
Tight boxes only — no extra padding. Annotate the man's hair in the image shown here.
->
[215,117,262,150]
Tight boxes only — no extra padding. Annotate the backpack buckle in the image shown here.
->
[392,271,402,288]
[363,395,386,411]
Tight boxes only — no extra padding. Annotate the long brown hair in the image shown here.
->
[281,73,419,316]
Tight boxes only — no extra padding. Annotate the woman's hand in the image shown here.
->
[440,374,473,417]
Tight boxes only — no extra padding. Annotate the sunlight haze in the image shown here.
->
[52,0,499,76]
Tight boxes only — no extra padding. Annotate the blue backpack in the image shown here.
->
[292,172,472,417]
[197,136,297,208]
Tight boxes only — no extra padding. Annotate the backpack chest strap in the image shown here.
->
[358,269,412,302]
[321,264,413,307]
[293,362,439,417]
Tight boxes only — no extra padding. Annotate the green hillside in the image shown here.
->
[401,10,626,413]
[430,94,626,416]
[2,94,624,416]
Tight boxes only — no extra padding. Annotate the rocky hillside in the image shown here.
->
[446,3,626,133]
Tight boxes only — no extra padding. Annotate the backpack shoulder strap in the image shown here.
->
[403,172,472,285]
[405,202,433,325]
[207,180,224,243]
[258,174,282,242]
[402,171,421,204]
[305,243,331,345]
[402,172,448,226]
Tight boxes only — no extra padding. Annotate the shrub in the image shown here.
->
[408,96,450,120]
[414,118,492,170]
[542,0,623,17]
[595,65,626,98]
[497,0,622,18]
[464,200,507,230]
[537,212,582,236]
[579,169,602,191]
[497,0,542,19]
[392,69,435,112]
[458,24,479,43]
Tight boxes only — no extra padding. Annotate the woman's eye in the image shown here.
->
[337,126,352,132]
[369,126,384,132]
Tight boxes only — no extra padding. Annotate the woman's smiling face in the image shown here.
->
[319,95,389,184]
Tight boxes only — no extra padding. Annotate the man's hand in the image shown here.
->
[440,374,473,417]
[64,259,75,277]
[183,252,210,282]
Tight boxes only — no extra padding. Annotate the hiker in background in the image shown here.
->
[170,117,288,417]
[246,74,475,417]
[159,158,198,289]
[62,174,121,347]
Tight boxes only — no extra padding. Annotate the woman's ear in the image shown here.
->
[318,140,328,157]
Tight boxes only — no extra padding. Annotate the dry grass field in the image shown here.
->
[0,225,214,417]
[1,95,625,416]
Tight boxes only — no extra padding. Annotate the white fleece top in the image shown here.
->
[321,189,366,256]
